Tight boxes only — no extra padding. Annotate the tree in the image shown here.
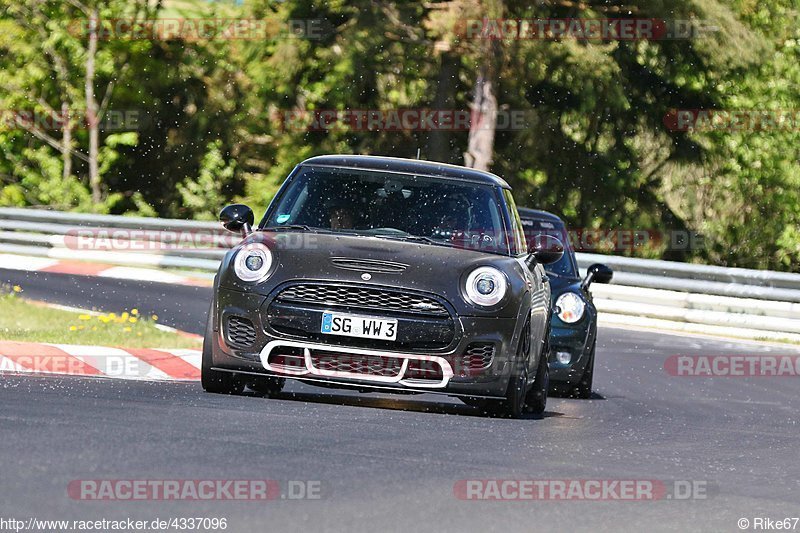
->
[0,0,156,210]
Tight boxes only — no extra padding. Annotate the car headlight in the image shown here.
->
[555,292,585,323]
[233,243,273,283]
[464,266,507,307]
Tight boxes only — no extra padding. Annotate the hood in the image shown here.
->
[547,274,583,298]
[217,230,532,317]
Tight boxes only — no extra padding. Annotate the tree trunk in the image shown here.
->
[427,51,459,163]
[61,101,73,180]
[463,63,498,171]
[85,9,101,207]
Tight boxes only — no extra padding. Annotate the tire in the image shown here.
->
[488,321,531,419]
[248,376,285,397]
[201,303,245,395]
[574,341,595,400]
[525,343,549,416]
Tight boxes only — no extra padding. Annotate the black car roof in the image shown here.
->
[517,207,566,226]
[300,155,511,188]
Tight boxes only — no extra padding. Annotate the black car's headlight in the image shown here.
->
[464,266,507,307]
[233,243,273,283]
[555,292,585,323]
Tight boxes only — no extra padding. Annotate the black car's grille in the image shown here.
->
[275,283,449,317]
[460,343,495,371]
[310,351,404,378]
[226,316,257,347]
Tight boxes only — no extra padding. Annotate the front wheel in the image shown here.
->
[574,342,595,399]
[487,321,532,418]
[201,303,244,395]
[525,345,549,416]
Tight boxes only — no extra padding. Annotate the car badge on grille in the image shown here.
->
[361,273,372,281]
[412,302,438,311]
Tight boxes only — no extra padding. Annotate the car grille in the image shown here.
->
[460,343,495,371]
[275,283,449,317]
[310,351,404,378]
[262,343,451,387]
[226,316,257,348]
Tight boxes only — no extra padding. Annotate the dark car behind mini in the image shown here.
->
[518,208,612,398]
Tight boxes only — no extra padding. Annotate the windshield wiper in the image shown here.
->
[263,224,329,233]
[373,233,455,248]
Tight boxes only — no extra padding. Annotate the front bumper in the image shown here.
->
[548,322,594,383]
[210,288,524,398]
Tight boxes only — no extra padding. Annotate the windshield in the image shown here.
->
[263,166,511,255]
[520,216,578,277]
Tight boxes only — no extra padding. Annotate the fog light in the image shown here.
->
[556,351,572,365]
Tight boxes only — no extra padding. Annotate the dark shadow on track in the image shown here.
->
[241,389,564,419]
[549,389,606,400]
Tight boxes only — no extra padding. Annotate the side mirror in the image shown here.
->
[581,263,613,289]
[526,235,564,266]
[219,204,255,234]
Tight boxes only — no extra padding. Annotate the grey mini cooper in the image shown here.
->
[202,155,563,417]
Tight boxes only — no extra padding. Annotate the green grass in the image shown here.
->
[0,292,201,349]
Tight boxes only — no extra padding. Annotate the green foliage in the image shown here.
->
[0,0,798,270]
[177,140,235,220]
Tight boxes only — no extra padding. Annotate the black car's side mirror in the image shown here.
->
[526,235,564,267]
[220,204,255,234]
[581,263,613,289]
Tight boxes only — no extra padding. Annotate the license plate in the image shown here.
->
[320,311,397,341]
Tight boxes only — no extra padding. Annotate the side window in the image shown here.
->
[503,190,527,255]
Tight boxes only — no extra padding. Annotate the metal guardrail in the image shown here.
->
[1,207,799,341]
[575,255,800,303]
[575,252,800,290]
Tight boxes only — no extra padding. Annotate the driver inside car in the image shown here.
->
[325,198,356,230]
[432,195,472,238]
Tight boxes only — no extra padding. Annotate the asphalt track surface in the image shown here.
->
[1,267,799,533]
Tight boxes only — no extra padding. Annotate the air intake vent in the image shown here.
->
[461,343,495,371]
[330,257,408,274]
[310,350,404,378]
[226,316,256,348]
